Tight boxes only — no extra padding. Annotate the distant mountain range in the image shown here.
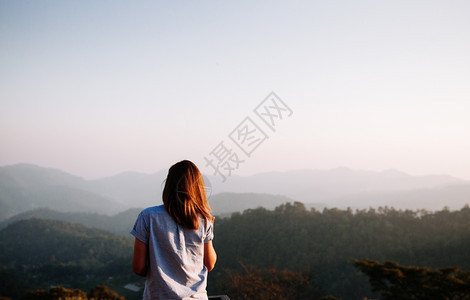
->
[0,163,469,221]
[0,164,127,220]
[208,168,466,204]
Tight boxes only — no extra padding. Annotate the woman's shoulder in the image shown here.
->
[139,205,166,216]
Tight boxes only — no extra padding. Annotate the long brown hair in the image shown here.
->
[162,160,212,230]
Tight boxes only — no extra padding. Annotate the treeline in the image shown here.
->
[1,203,469,299]
[0,219,132,267]
[208,203,470,299]
[0,219,141,300]
[354,259,470,299]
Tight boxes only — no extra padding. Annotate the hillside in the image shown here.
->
[0,218,132,267]
[209,203,470,299]
[0,193,314,235]
[0,218,139,299]
[0,208,141,236]
[1,205,470,299]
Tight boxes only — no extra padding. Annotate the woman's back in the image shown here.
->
[131,160,216,299]
[131,205,214,299]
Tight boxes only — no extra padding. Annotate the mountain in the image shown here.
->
[0,193,320,235]
[0,164,126,220]
[206,168,466,204]
[0,218,132,267]
[321,180,470,211]
[1,163,469,222]
[0,163,85,188]
[87,170,167,208]
[386,183,470,210]
[0,218,137,299]
[0,207,142,236]
[209,193,326,216]
[84,166,467,209]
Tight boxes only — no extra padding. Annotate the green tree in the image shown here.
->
[21,286,87,300]
[88,285,124,300]
[223,264,324,300]
[353,259,470,299]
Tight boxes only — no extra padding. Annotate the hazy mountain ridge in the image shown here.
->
[0,164,127,220]
[1,163,469,221]
[86,170,167,206]
[0,194,322,234]
[329,183,470,211]
[0,164,154,221]
[207,168,469,211]
[209,193,326,216]
[0,207,142,236]
[208,167,466,204]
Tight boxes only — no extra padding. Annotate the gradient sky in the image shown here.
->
[1,0,469,180]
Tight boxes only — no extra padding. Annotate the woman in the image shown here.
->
[131,160,217,300]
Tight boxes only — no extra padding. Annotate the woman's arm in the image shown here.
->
[204,240,217,272]
[132,237,148,277]
[204,216,217,272]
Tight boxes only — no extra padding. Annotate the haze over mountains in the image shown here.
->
[0,163,469,221]
[209,168,468,209]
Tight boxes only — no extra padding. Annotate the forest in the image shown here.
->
[1,203,469,299]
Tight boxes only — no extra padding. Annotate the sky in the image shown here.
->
[1,0,469,180]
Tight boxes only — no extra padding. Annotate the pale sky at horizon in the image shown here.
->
[1,1,470,180]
